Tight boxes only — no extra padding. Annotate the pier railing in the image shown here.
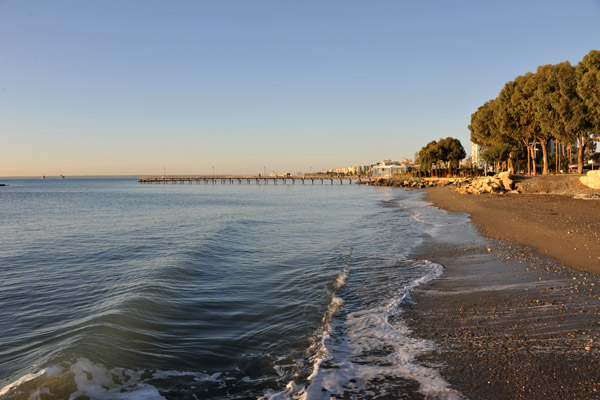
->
[138,176,374,185]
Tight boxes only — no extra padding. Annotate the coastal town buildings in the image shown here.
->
[326,164,373,175]
[327,159,417,177]
[372,159,415,177]
[372,164,413,177]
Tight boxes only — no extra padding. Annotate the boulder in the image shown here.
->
[580,170,600,189]
[497,171,514,190]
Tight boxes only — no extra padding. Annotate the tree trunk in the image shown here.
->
[556,143,562,175]
[508,155,514,173]
[555,142,559,174]
[537,137,549,175]
[568,145,573,165]
[529,146,537,176]
[577,135,588,174]
[523,140,532,175]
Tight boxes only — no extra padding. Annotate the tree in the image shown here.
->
[469,100,498,148]
[437,137,466,169]
[495,74,540,175]
[470,99,519,172]
[469,49,600,175]
[418,140,439,173]
[532,64,560,175]
[418,138,465,173]
[548,61,593,174]
[575,50,600,173]
[481,143,512,170]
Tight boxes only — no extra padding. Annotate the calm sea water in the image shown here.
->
[0,178,462,399]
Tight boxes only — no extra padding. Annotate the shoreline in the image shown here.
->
[406,191,600,399]
[423,186,600,274]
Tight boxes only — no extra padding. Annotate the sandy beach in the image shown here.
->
[405,183,600,399]
[424,185,600,273]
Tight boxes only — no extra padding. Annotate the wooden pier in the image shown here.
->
[138,176,374,185]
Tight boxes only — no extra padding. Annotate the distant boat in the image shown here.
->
[41,176,45,180]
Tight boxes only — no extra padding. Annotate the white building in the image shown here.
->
[372,165,407,176]
[472,143,484,168]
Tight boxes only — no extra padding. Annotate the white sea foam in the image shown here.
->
[68,358,165,400]
[0,366,61,398]
[333,244,352,290]
[262,253,352,400]
[401,192,457,240]
[152,370,221,382]
[0,359,230,400]
[333,268,348,290]
[264,261,463,400]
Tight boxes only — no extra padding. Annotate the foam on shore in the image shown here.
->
[264,260,462,400]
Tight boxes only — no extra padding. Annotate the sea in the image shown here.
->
[0,178,465,399]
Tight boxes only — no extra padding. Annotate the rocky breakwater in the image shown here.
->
[454,172,517,195]
[370,177,469,189]
[370,173,520,195]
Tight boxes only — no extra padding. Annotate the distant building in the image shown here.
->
[327,159,421,177]
[326,164,373,175]
[372,159,416,177]
[472,143,484,168]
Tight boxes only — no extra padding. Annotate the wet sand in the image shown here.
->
[424,187,600,273]
[405,189,600,399]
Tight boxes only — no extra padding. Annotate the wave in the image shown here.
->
[263,260,463,400]
[0,358,233,400]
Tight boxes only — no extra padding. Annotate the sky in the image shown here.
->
[1,0,600,176]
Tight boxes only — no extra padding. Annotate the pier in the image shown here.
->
[138,176,374,185]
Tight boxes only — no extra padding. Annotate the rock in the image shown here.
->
[573,193,600,200]
[580,170,600,189]
[498,171,514,191]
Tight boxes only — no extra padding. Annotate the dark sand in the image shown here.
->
[405,188,600,399]
[425,187,600,274]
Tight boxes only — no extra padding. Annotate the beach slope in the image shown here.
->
[424,186,600,273]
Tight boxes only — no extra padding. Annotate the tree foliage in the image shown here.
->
[481,143,512,163]
[418,137,466,171]
[469,100,498,147]
[469,49,600,175]
[418,141,439,172]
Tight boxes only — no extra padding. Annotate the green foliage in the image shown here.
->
[438,137,466,168]
[468,49,600,175]
[418,140,439,172]
[576,50,600,117]
[469,100,497,147]
[481,143,512,163]
[418,137,466,171]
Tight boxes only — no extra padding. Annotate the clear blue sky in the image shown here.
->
[1,0,599,176]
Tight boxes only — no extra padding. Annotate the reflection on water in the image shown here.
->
[0,178,462,399]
